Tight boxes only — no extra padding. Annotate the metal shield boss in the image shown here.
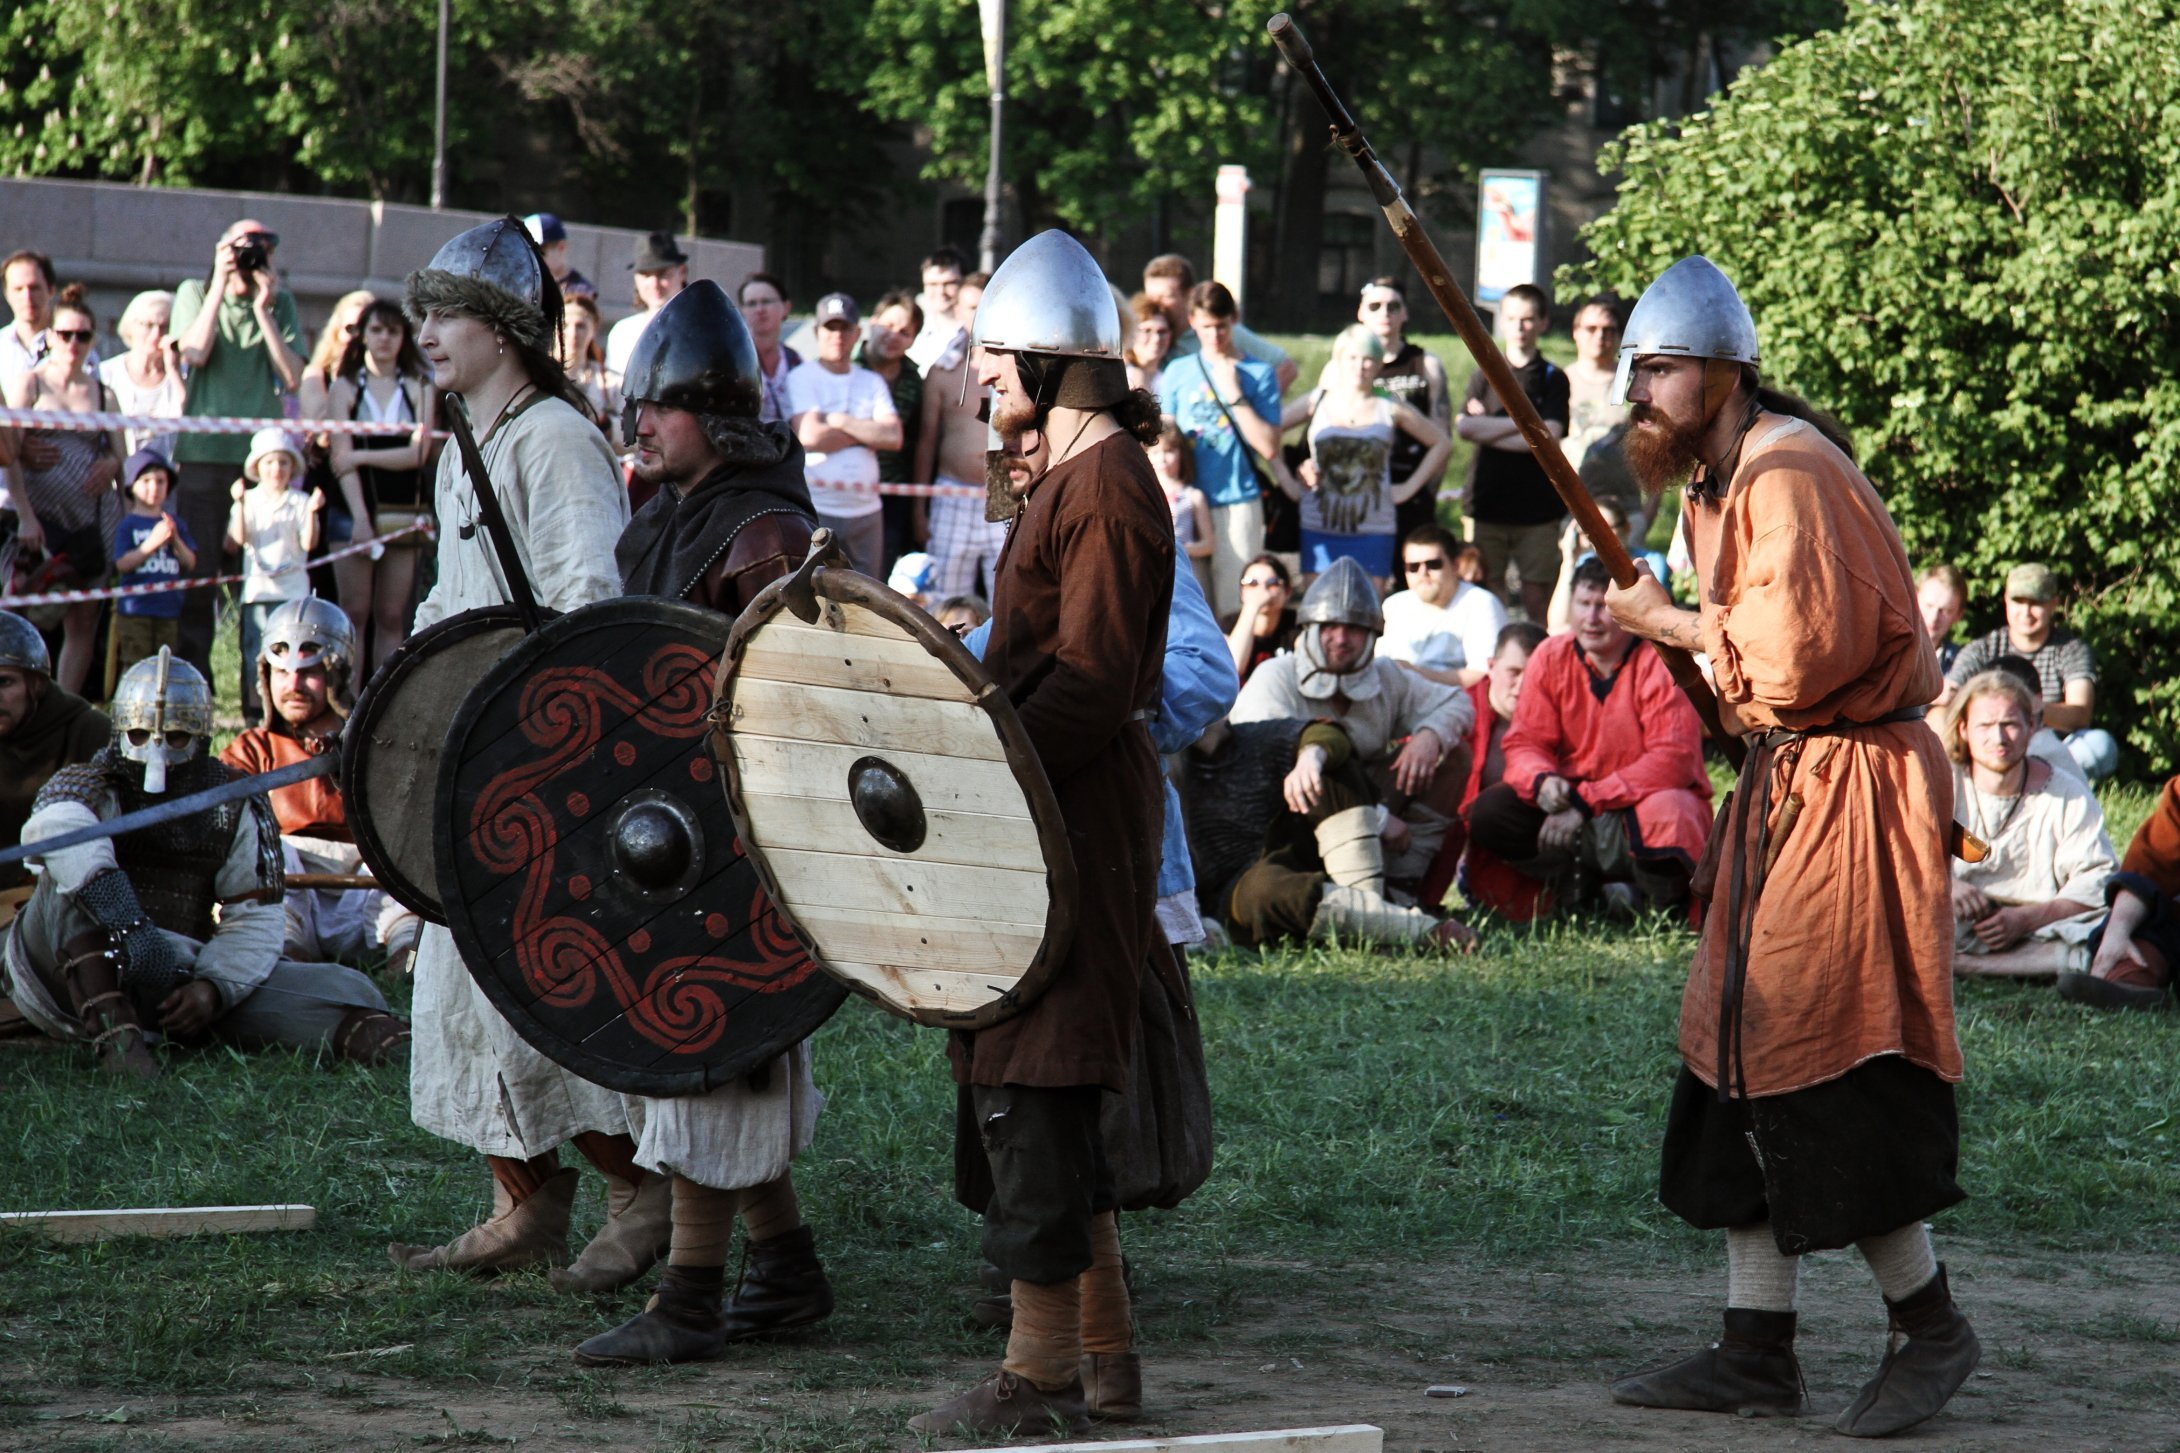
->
[433,597,844,1096]
[714,541,1077,1029]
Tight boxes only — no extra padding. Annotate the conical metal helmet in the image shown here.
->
[971,230,1125,359]
[257,595,357,718]
[1609,255,1760,407]
[0,609,50,677]
[404,215,551,353]
[619,280,762,440]
[110,647,213,793]
[1294,556,1384,635]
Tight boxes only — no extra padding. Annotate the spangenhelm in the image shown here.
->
[404,215,551,354]
[0,609,51,678]
[971,230,1127,359]
[1609,255,1760,408]
[618,279,762,443]
[257,595,357,723]
[110,647,214,794]
[1294,557,1386,702]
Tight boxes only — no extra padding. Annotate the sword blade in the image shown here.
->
[0,755,339,867]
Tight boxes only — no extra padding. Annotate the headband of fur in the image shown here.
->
[403,267,551,354]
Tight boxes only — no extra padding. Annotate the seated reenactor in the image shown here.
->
[1464,559,1713,918]
[220,596,418,968]
[1228,556,1472,893]
[2060,771,2180,1012]
[6,649,407,1077]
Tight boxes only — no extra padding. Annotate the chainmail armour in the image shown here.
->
[1182,718,1305,915]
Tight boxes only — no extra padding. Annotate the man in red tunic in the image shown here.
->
[911,231,1173,1439]
[1465,558,1712,917]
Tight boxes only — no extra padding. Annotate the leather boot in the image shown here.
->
[61,932,160,1080]
[1082,1351,1143,1421]
[909,1369,1089,1437]
[718,1224,835,1338]
[550,1171,672,1293]
[1611,1309,1807,1416]
[571,1264,726,1366]
[388,1167,576,1274]
[1834,1265,1981,1437]
[330,1007,410,1066]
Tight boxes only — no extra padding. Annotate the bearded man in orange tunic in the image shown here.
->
[1598,258,1979,1440]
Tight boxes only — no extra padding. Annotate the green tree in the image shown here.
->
[1570,0,2180,771]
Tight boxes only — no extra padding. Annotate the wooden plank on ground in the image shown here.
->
[825,961,1023,1016]
[738,623,973,703]
[731,735,1029,817]
[763,849,1050,924]
[723,679,1007,761]
[956,1426,1384,1453]
[788,903,1044,973]
[0,1205,318,1242]
[739,791,1041,865]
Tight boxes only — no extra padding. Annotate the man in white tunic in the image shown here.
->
[385,217,668,1288]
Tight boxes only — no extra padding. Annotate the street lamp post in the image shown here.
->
[978,0,1006,272]
[431,0,449,209]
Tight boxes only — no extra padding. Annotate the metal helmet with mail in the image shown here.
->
[973,230,1129,414]
[110,648,214,794]
[257,594,358,722]
[618,279,762,443]
[1609,255,1760,408]
[0,609,51,678]
[1293,558,1385,702]
[403,215,552,354]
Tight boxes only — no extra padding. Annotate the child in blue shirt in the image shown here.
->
[107,448,198,694]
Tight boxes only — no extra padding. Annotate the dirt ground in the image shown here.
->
[12,1243,2180,1453]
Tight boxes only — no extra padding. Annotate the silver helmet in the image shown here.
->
[403,215,551,354]
[111,648,214,794]
[1609,255,1760,407]
[257,595,357,721]
[971,230,1126,359]
[1294,558,1385,703]
[0,610,51,678]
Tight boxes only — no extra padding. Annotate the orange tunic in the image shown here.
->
[1678,413,1958,1097]
[2119,775,2180,892]
[221,727,347,841]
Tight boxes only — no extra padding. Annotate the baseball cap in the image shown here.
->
[524,212,567,245]
[814,293,859,328]
[2005,563,2058,602]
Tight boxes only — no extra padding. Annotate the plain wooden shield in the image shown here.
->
[434,596,847,1096]
[345,605,532,923]
[714,555,1077,1029]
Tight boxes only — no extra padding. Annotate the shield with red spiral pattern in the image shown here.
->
[433,596,845,1096]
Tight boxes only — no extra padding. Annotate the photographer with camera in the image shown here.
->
[168,219,305,675]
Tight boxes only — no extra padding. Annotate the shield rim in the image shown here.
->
[715,563,1079,1030]
[432,594,847,1097]
[344,604,536,924]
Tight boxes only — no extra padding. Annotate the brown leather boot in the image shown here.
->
[388,1167,576,1274]
[61,933,160,1080]
[908,1369,1089,1437]
[330,1007,410,1066]
[718,1224,834,1338]
[1834,1265,1980,1437]
[550,1172,672,1293]
[1082,1351,1142,1421]
[571,1263,726,1366]
[1611,1309,1807,1416]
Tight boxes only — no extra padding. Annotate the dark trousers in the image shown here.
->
[1225,754,1376,947]
[172,461,237,676]
[954,1084,1115,1285]
[1468,782,1690,908]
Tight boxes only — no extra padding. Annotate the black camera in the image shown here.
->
[232,238,269,276]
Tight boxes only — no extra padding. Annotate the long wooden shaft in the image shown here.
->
[1267,14,1739,760]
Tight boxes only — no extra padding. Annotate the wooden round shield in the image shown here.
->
[714,562,1076,1029]
[434,596,846,1096]
[345,605,531,923]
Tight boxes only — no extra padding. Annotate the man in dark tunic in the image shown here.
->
[572,281,833,1365]
[911,231,1174,1438]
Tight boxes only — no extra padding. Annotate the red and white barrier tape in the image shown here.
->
[0,522,431,607]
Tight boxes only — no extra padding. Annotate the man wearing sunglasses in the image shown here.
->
[169,220,305,678]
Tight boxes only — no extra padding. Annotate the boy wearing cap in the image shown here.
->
[107,450,199,691]
[786,294,901,574]
[224,429,322,725]
[1939,563,2116,780]
[605,231,690,376]
[523,214,594,301]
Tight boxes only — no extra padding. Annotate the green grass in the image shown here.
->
[4,918,2175,1396]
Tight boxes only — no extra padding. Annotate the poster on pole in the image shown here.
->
[1474,169,1545,308]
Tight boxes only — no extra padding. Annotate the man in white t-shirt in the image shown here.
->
[786,294,901,573]
[1381,523,1508,688]
[604,232,689,377]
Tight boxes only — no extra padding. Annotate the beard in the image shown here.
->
[990,388,1043,458]
[1623,402,1706,502]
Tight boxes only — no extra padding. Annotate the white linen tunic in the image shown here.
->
[408,395,632,1157]
[1952,761,2118,951]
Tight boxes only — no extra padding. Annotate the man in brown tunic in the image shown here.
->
[911,231,1174,1438]
[1600,257,1978,1438]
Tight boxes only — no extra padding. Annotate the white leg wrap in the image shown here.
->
[1314,806,1385,896]
[1309,882,1437,946]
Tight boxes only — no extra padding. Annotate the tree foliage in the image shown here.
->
[1571,0,2180,771]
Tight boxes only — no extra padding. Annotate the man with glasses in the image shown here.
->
[737,272,800,426]
[908,246,971,374]
[169,220,305,676]
[1381,523,1507,689]
[1347,277,1449,545]
[1563,296,1645,546]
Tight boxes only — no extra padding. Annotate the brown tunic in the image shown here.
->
[952,430,1175,1092]
[1678,413,1958,1097]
